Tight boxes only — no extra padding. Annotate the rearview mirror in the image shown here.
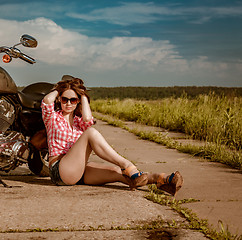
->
[20,34,38,48]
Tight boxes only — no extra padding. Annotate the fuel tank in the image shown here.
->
[0,67,18,93]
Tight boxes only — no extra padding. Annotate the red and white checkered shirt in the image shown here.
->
[41,101,94,157]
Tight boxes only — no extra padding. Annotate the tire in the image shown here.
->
[28,148,49,177]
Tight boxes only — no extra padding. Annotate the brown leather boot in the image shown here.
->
[156,171,183,196]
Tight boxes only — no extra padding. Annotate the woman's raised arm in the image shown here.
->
[81,94,93,122]
[43,90,58,104]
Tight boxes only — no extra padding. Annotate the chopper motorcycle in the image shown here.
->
[0,35,53,187]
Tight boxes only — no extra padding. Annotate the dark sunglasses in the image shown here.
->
[60,97,79,104]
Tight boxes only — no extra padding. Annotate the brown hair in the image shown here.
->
[53,75,90,117]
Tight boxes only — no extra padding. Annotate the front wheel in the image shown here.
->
[27,147,49,177]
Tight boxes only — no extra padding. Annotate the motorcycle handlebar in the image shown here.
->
[0,47,36,64]
[0,46,10,53]
[19,53,36,64]
[1,35,37,64]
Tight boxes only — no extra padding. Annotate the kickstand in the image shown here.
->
[0,178,12,188]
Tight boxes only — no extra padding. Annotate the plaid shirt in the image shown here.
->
[41,101,94,157]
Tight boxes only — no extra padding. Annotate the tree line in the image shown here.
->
[89,86,242,100]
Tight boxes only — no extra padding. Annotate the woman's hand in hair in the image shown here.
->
[43,90,59,104]
[78,87,90,103]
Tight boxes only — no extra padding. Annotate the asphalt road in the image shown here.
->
[0,119,241,239]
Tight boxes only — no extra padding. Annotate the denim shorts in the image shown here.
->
[49,159,85,186]
[49,160,66,186]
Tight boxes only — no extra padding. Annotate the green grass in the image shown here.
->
[90,94,242,151]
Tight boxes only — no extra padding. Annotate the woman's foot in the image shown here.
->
[156,171,183,196]
[122,165,148,190]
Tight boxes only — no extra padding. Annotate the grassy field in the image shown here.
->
[90,94,241,150]
[90,92,242,169]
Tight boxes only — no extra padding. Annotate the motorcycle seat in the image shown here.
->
[17,82,54,109]
[17,91,44,109]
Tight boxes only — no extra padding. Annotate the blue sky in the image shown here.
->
[0,0,242,87]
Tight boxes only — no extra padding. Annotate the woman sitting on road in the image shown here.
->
[41,75,183,196]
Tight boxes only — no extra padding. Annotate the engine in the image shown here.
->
[0,97,15,132]
[0,131,29,172]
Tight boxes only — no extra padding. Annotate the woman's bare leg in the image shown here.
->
[59,127,138,185]
[82,162,129,185]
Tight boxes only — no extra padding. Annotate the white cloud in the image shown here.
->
[1,17,241,87]
[67,2,242,26]
[67,2,163,26]
[211,6,242,16]
[0,17,186,70]
[189,16,211,24]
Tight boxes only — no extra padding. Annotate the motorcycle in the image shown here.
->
[0,35,53,187]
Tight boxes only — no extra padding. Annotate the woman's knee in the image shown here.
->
[88,127,100,135]
[74,127,98,146]
[84,127,103,142]
[82,127,97,137]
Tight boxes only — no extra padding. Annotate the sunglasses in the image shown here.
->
[60,97,79,104]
